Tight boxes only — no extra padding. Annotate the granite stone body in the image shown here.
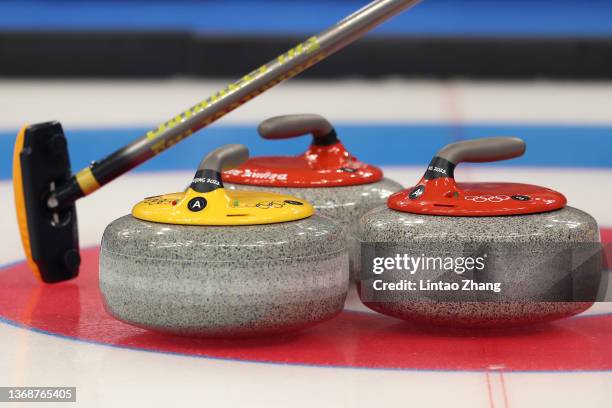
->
[100,214,349,337]
[357,206,602,327]
[225,178,403,277]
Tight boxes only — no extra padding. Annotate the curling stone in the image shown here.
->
[100,144,349,337]
[223,114,403,277]
[357,137,602,328]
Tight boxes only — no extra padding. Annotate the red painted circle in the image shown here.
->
[0,239,611,371]
[223,142,383,187]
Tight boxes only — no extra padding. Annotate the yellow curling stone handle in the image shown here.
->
[132,144,314,226]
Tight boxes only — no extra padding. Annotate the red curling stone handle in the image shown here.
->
[258,114,339,146]
[437,137,526,166]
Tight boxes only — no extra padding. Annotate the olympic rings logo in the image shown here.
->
[246,201,286,209]
[464,195,510,203]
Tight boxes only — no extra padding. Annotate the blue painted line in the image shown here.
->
[0,0,612,37]
[2,123,612,180]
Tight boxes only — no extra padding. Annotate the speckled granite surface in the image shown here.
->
[357,206,602,327]
[225,177,403,278]
[100,214,349,337]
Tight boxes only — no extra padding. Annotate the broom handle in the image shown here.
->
[47,0,422,210]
